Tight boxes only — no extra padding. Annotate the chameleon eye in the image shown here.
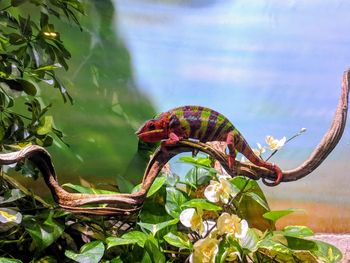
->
[148,123,156,130]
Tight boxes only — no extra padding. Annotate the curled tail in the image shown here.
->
[227,130,283,186]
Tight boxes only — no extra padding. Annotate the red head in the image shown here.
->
[136,116,169,142]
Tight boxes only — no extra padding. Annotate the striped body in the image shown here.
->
[136,105,283,186]
[167,106,234,142]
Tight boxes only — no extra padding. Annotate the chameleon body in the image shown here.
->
[136,105,282,186]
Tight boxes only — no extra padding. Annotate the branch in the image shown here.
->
[154,69,350,183]
[0,70,348,215]
[282,69,350,181]
[0,146,146,215]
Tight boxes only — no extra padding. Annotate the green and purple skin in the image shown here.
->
[136,105,282,186]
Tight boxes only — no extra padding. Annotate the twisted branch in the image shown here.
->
[0,70,349,215]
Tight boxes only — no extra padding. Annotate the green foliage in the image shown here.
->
[106,231,148,249]
[0,188,25,204]
[263,208,304,223]
[65,241,105,263]
[22,211,64,250]
[165,186,188,218]
[138,218,179,236]
[62,183,119,194]
[182,198,222,211]
[0,154,343,262]
[0,0,83,161]
[163,232,192,250]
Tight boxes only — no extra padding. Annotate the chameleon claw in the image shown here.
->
[192,148,199,157]
[262,163,283,186]
[228,155,235,170]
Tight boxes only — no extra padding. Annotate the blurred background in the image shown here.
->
[20,0,350,232]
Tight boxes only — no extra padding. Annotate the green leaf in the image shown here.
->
[34,256,58,263]
[230,176,273,231]
[105,237,137,249]
[37,115,53,135]
[116,174,134,193]
[62,183,118,194]
[215,239,227,263]
[163,232,192,249]
[140,251,152,263]
[65,241,105,263]
[241,228,259,252]
[106,231,148,249]
[283,225,314,238]
[122,231,148,247]
[8,33,25,45]
[179,156,212,167]
[292,251,318,263]
[18,15,32,38]
[245,192,269,210]
[181,199,222,211]
[0,257,23,263]
[257,238,293,261]
[0,189,25,204]
[30,43,40,67]
[138,218,179,236]
[284,236,317,250]
[263,209,303,223]
[138,197,171,226]
[16,79,37,96]
[144,239,166,263]
[110,257,124,263]
[23,212,64,250]
[165,187,188,218]
[33,65,61,71]
[313,240,343,263]
[11,0,27,7]
[147,176,166,197]
[184,167,212,188]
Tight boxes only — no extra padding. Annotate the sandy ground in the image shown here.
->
[270,200,350,262]
[269,199,350,233]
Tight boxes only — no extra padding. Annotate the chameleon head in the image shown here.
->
[136,119,168,142]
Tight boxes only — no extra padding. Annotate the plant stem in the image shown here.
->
[0,172,53,209]
[4,109,32,120]
[163,250,190,255]
[265,128,307,162]
[1,5,12,11]
[202,221,217,239]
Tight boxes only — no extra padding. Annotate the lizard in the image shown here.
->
[136,105,283,186]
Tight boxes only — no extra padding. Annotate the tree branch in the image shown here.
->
[282,69,349,181]
[0,69,348,215]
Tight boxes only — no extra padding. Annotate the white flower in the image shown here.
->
[253,143,266,157]
[226,248,242,262]
[202,220,217,238]
[217,173,231,181]
[204,178,237,204]
[216,213,248,239]
[179,208,204,234]
[190,237,219,263]
[265,135,286,151]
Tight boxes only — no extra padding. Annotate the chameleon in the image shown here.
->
[136,105,283,186]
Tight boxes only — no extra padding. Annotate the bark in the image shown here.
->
[0,70,349,215]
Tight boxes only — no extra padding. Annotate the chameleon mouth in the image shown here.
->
[135,129,164,136]
[136,129,165,142]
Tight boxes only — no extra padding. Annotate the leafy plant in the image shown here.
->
[0,154,343,262]
[0,0,84,154]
